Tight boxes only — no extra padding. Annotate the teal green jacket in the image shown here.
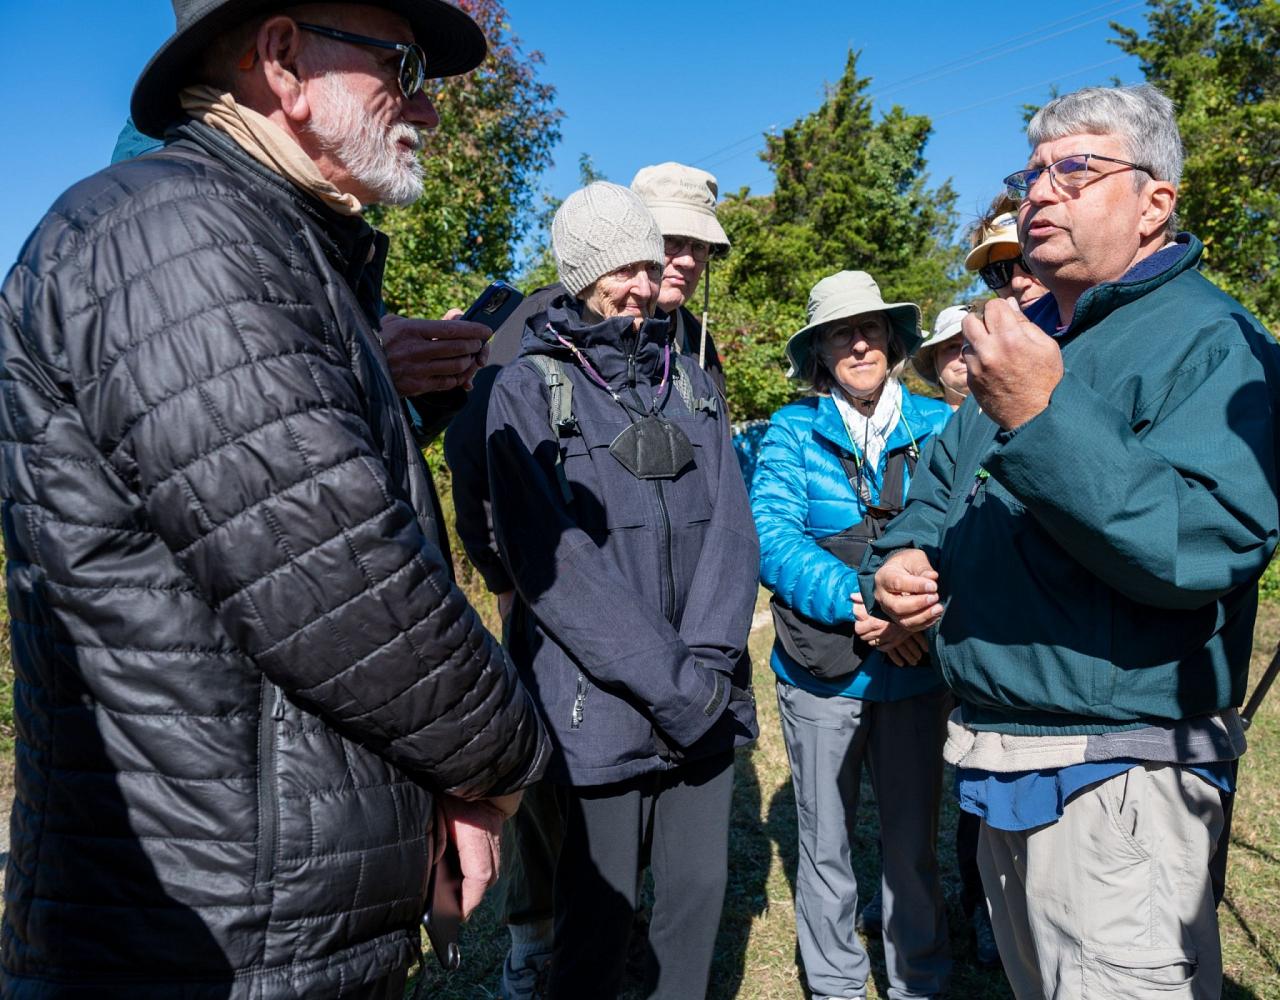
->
[861,236,1280,734]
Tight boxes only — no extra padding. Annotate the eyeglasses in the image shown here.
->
[296,22,427,100]
[1002,153,1152,201]
[820,319,887,351]
[663,237,713,263]
[978,255,1027,291]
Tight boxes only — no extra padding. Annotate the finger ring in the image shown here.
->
[869,639,879,647]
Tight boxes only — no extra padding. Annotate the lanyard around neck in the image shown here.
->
[552,327,672,416]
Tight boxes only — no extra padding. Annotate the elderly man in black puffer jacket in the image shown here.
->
[0,2,547,997]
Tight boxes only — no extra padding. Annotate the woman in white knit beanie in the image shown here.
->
[484,180,760,999]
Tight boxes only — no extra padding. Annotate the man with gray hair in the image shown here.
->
[866,83,1280,999]
[0,2,548,996]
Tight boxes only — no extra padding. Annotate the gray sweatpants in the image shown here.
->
[978,763,1225,1000]
[776,681,952,1000]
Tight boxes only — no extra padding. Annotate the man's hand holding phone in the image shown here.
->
[380,312,492,396]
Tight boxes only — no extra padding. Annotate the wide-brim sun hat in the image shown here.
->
[630,162,730,253]
[964,211,1020,271]
[132,0,488,138]
[784,271,921,382]
[912,304,968,386]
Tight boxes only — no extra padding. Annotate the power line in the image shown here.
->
[871,1,1142,100]
[690,0,1144,170]
[871,3,1144,101]
[932,56,1131,122]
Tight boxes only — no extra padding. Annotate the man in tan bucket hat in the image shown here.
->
[441,161,733,998]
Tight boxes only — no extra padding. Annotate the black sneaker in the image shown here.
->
[855,888,882,935]
[970,905,999,969]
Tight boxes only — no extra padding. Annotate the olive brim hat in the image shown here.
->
[912,304,968,387]
[784,271,922,382]
[131,0,487,138]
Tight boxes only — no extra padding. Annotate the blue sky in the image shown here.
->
[0,0,1154,270]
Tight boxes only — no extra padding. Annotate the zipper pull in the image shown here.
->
[272,685,286,720]
[965,467,990,504]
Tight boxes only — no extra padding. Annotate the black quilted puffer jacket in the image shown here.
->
[0,122,547,998]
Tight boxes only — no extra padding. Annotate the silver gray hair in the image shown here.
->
[1028,84,1182,234]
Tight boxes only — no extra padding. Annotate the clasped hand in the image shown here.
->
[962,297,1063,430]
[852,591,928,666]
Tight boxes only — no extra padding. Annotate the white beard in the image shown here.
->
[305,73,425,207]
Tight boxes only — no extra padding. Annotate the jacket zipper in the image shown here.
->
[570,673,589,729]
[254,678,283,886]
[655,478,675,623]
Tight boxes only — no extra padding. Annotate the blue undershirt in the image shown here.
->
[957,760,1236,832]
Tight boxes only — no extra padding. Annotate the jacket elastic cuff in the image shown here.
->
[660,664,725,748]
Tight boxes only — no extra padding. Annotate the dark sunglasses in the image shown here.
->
[296,22,427,100]
[978,255,1027,291]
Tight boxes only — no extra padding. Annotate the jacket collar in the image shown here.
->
[1030,233,1202,341]
[172,119,384,307]
[521,293,675,385]
[811,383,924,459]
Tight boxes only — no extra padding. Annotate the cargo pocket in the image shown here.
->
[1081,944,1197,997]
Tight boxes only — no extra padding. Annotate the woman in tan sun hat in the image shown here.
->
[752,271,954,1000]
[966,193,1048,309]
[913,304,970,410]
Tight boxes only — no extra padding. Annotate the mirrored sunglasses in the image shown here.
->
[978,255,1027,291]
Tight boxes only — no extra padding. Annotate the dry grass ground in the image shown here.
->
[411,598,1280,999]
[0,525,1276,997]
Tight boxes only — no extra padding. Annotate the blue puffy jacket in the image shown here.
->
[752,386,952,700]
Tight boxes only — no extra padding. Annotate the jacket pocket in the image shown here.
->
[255,677,282,888]
[1081,944,1197,996]
[562,421,647,536]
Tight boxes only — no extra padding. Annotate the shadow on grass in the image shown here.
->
[709,749,773,999]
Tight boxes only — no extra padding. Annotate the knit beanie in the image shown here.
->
[551,182,665,297]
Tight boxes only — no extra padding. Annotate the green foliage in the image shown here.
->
[1113,0,1280,330]
[369,0,562,318]
[1260,552,1280,604]
[710,51,965,420]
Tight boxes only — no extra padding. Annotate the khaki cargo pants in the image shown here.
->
[978,763,1224,1000]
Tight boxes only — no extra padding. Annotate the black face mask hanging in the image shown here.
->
[609,415,694,480]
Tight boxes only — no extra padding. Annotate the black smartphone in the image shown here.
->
[463,280,524,333]
[423,836,464,971]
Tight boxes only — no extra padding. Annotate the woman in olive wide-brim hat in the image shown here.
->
[753,270,955,1000]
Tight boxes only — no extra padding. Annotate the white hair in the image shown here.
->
[303,69,425,207]
[1028,84,1182,234]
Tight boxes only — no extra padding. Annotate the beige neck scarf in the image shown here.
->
[179,85,363,216]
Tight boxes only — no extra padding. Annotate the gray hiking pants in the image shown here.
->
[777,680,952,1000]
